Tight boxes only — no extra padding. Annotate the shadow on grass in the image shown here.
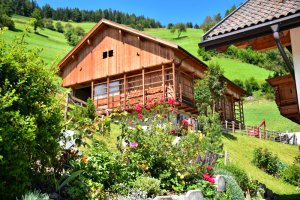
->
[11,28,23,32]
[222,132,237,140]
[35,32,49,38]
[278,194,300,200]
[173,35,188,40]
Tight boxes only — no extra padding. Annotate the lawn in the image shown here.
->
[244,98,300,132]
[222,132,300,200]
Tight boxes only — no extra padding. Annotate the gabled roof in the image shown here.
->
[199,0,300,50]
[58,19,182,69]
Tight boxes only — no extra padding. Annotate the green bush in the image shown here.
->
[252,148,284,176]
[21,190,50,200]
[282,164,300,186]
[0,32,63,198]
[233,79,244,90]
[43,18,55,30]
[223,175,244,200]
[64,25,85,46]
[132,176,162,197]
[245,77,260,96]
[0,14,15,30]
[55,21,64,33]
[217,164,250,191]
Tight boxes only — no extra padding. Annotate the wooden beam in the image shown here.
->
[91,81,94,100]
[172,61,176,99]
[107,76,110,108]
[123,73,127,110]
[162,64,165,100]
[142,68,145,105]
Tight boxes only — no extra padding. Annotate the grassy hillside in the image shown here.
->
[223,133,300,200]
[2,15,300,131]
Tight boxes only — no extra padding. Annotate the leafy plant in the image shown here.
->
[282,164,300,187]
[132,176,162,197]
[21,190,50,200]
[252,148,284,176]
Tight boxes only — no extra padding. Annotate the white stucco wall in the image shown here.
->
[290,27,300,113]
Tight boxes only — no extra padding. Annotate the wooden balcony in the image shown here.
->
[267,74,300,124]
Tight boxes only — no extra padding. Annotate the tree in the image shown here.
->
[55,21,64,33]
[194,62,226,115]
[225,5,236,16]
[194,24,200,29]
[200,16,217,32]
[64,25,85,46]
[43,18,54,30]
[213,13,222,22]
[167,22,174,29]
[30,8,44,33]
[41,3,53,18]
[0,30,63,199]
[170,23,186,39]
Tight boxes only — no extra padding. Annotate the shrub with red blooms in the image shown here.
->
[137,113,143,119]
[203,173,215,184]
[134,104,143,113]
[182,119,189,126]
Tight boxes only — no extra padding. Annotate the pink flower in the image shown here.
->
[159,97,165,103]
[167,97,176,105]
[147,97,153,103]
[173,110,179,114]
[138,113,143,119]
[182,119,189,126]
[134,104,143,113]
[203,173,215,184]
[169,107,174,112]
[130,142,138,149]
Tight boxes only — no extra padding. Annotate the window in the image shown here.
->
[103,51,108,59]
[109,81,119,96]
[94,84,107,99]
[94,81,120,99]
[102,50,114,59]
[109,50,114,57]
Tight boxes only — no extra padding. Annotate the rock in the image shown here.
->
[215,175,226,192]
[171,195,185,200]
[49,193,60,199]
[153,196,173,200]
[185,190,204,200]
[266,189,274,198]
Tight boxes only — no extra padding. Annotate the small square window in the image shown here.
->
[103,51,108,59]
[108,50,114,57]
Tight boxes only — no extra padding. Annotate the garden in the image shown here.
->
[1,30,299,200]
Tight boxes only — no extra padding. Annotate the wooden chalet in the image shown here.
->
[199,0,300,124]
[58,19,245,127]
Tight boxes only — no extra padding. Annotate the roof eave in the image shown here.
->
[199,12,300,51]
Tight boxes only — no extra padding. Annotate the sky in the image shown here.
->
[35,0,245,25]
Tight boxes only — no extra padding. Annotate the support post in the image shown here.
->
[64,94,69,120]
[123,73,127,110]
[239,123,241,132]
[225,120,228,129]
[224,151,229,165]
[162,64,165,100]
[142,68,145,105]
[107,76,110,108]
[232,121,235,133]
[172,61,176,99]
[91,81,94,100]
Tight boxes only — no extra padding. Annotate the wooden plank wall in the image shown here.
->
[62,27,173,87]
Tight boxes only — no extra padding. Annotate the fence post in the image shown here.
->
[64,94,69,120]
[266,130,268,140]
[245,125,247,135]
[232,121,235,133]
[239,123,241,132]
[273,131,275,141]
[224,151,229,165]
[225,120,228,129]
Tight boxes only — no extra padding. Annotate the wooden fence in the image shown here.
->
[223,120,298,145]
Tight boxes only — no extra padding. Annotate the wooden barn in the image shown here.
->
[58,19,245,127]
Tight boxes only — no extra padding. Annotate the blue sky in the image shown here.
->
[36,0,245,25]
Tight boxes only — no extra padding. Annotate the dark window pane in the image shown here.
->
[103,51,107,59]
[109,50,114,57]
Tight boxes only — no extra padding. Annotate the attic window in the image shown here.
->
[103,51,108,59]
[109,50,114,57]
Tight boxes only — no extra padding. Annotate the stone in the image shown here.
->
[171,194,185,200]
[153,196,173,200]
[185,190,204,200]
[215,175,226,192]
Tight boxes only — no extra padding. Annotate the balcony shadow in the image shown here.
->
[222,132,237,140]
[278,194,300,200]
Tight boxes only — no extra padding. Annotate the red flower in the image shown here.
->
[145,105,151,111]
[159,97,165,103]
[206,165,212,171]
[182,119,189,126]
[81,156,87,164]
[167,97,176,105]
[152,101,157,107]
[138,113,143,119]
[203,173,215,184]
[134,104,143,113]
[162,114,167,118]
